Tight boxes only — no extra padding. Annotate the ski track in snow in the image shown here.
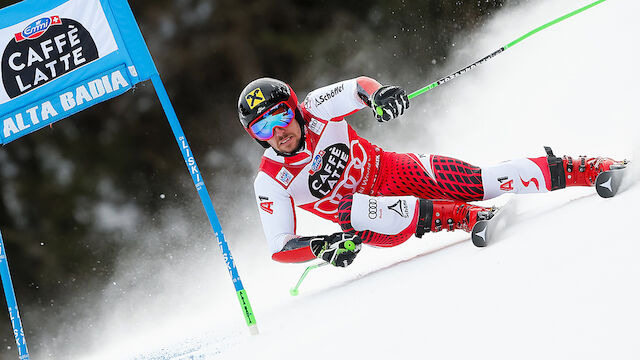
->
[36,0,640,359]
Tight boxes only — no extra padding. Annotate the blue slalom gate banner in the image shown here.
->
[0,0,157,143]
[0,1,258,357]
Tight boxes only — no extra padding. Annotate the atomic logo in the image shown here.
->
[387,200,409,218]
[14,16,62,42]
[598,177,613,192]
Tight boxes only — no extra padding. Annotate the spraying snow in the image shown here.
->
[34,0,640,358]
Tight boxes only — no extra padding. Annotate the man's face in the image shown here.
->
[266,119,302,154]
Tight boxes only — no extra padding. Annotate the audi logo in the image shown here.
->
[368,198,378,219]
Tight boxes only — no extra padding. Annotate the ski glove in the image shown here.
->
[310,232,363,267]
[370,85,410,122]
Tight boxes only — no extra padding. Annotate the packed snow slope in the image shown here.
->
[37,0,640,359]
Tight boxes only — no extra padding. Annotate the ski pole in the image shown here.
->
[290,262,329,296]
[0,231,30,360]
[150,74,258,335]
[405,0,607,100]
[289,239,358,296]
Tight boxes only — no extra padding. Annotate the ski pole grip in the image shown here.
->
[344,240,356,252]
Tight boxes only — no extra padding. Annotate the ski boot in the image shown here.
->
[544,146,628,189]
[415,199,495,237]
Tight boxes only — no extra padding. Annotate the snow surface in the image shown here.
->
[36,0,640,359]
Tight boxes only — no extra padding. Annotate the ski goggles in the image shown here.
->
[248,102,295,141]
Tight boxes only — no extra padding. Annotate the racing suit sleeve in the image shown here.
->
[302,76,382,120]
[254,172,316,263]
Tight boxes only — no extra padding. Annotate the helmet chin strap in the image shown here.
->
[273,109,307,157]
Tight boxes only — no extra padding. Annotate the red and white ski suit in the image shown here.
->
[254,77,554,262]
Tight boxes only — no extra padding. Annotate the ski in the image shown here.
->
[472,163,631,247]
[595,166,628,198]
[471,201,516,248]
[471,209,498,248]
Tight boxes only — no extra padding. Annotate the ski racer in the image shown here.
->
[238,77,624,267]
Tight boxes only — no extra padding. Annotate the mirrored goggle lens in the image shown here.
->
[249,104,294,141]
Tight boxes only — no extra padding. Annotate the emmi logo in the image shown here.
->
[14,16,62,42]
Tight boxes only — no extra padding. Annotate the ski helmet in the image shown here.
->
[237,78,305,151]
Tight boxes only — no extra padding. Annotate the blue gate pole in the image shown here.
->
[0,230,30,359]
[149,74,258,334]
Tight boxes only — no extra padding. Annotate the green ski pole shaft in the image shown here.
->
[407,0,607,100]
[290,262,329,296]
[289,239,357,295]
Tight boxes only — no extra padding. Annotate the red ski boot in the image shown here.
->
[564,156,627,187]
[545,146,627,190]
[415,199,494,237]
